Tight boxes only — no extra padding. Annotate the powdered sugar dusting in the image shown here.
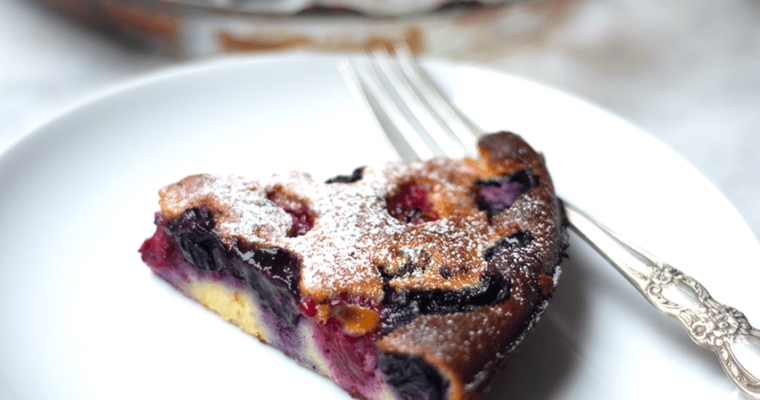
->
[285,172,404,302]
[160,173,298,246]
[153,132,569,400]
[158,151,554,304]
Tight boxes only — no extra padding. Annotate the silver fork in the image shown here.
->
[341,44,760,399]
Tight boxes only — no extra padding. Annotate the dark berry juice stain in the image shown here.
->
[377,352,448,400]
[163,207,224,272]
[483,231,535,262]
[139,213,178,270]
[155,207,303,327]
[475,170,539,222]
[378,267,511,334]
[325,167,365,184]
[386,182,439,224]
[376,233,536,334]
[312,317,382,397]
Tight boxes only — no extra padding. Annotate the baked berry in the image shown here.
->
[326,167,365,184]
[386,182,439,224]
[475,170,539,221]
[267,191,314,237]
[483,231,535,262]
[377,353,448,400]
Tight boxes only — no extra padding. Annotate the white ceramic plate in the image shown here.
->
[0,54,758,400]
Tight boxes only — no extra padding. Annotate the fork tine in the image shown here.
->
[392,43,481,155]
[342,55,437,162]
[343,45,481,163]
[371,48,469,160]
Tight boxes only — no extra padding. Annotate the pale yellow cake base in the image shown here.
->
[176,276,399,400]
[185,278,272,343]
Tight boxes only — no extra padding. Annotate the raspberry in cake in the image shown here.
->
[139,131,568,400]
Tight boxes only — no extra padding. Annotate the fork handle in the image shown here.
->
[563,201,760,399]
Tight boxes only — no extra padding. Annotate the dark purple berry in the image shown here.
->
[165,207,226,272]
[267,192,314,237]
[483,231,535,262]
[325,167,365,184]
[475,170,539,222]
[163,208,303,327]
[387,182,439,224]
[377,352,448,400]
[378,266,511,333]
[231,246,302,327]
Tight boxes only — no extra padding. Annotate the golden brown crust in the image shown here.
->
[157,131,567,400]
[157,132,560,304]
[376,278,540,399]
[377,132,567,399]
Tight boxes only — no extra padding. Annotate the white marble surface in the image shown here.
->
[0,0,758,240]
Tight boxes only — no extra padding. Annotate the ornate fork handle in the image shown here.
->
[564,202,760,398]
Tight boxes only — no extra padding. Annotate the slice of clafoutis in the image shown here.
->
[139,131,568,400]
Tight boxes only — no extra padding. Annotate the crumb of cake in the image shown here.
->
[538,274,555,298]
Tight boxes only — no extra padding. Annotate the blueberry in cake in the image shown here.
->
[139,131,568,400]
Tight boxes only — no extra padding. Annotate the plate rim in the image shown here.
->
[4,50,757,246]
[1,51,757,400]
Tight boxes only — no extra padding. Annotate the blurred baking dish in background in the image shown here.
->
[39,0,574,59]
